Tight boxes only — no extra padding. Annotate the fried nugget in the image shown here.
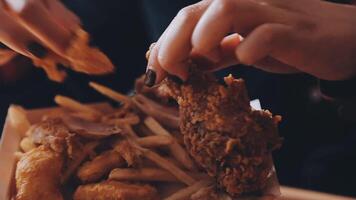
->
[73,181,158,200]
[77,150,125,183]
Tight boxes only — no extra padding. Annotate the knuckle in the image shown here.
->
[177,5,197,21]
[258,24,278,44]
[259,24,274,32]
[147,44,161,67]
[215,0,237,14]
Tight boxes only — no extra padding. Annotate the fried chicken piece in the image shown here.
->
[73,181,158,200]
[27,118,71,153]
[77,150,125,183]
[15,145,64,200]
[26,118,84,159]
[164,71,282,197]
[25,118,91,184]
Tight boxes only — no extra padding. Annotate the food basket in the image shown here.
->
[0,100,280,200]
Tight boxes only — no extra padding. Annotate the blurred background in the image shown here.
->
[0,0,355,197]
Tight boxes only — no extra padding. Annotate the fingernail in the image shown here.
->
[168,75,183,85]
[144,69,157,87]
[27,42,47,58]
[0,43,9,50]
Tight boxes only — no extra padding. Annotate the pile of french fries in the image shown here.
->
[12,81,219,200]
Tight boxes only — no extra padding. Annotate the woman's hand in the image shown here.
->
[145,0,356,86]
[0,0,80,65]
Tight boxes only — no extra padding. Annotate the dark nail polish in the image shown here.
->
[168,75,183,85]
[144,69,156,87]
[27,42,47,58]
[0,43,9,50]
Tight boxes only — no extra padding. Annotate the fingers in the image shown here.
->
[235,23,300,73]
[191,0,238,62]
[146,0,211,84]
[196,31,299,74]
[146,41,167,86]
[192,0,289,62]
[0,48,17,66]
[44,0,81,31]
[146,0,299,86]
[200,24,299,74]
[236,23,293,65]
[156,0,211,81]
[4,0,80,56]
[0,9,44,58]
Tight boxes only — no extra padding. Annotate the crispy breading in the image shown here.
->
[27,118,71,153]
[164,71,282,197]
[73,181,158,200]
[15,146,64,200]
[26,117,85,159]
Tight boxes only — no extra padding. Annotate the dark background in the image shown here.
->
[0,0,355,197]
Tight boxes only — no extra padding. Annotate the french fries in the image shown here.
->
[11,79,228,200]
[144,117,196,171]
[164,179,213,200]
[143,117,171,136]
[70,112,101,122]
[130,141,196,186]
[132,94,179,129]
[109,168,208,183]
[89,82,131,106]
[109,168,181,182]
[122,124,139,138]
[136,135,173,148]
[105,115,140,126]
[54,95,102,120]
